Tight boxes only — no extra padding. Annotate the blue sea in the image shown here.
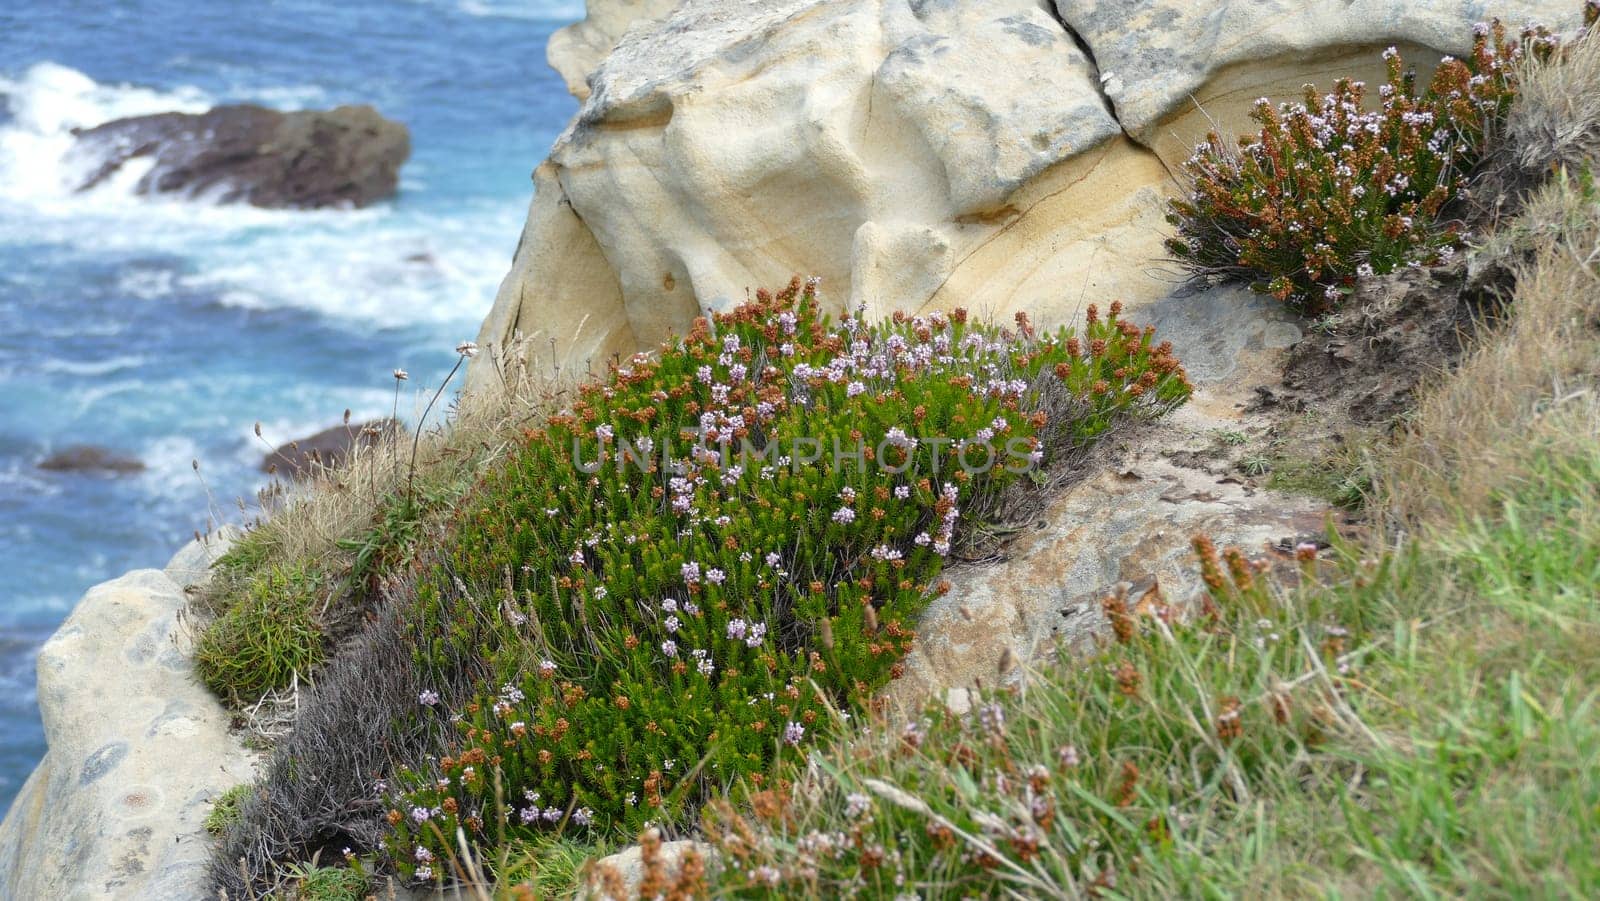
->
[0,0,582,814]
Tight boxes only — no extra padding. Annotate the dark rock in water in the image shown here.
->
[262,420,398,479]
[38,445,146,475]
[70,104,409,209]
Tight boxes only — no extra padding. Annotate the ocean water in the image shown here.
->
[0,0,581,814]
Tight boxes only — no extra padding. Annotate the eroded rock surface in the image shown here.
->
[468,0,1165,390]
[0,531,257,901]
[1053,0,1581,165]
[469,0,1575,393]
[584,838,713,900]
[71,104,409,209]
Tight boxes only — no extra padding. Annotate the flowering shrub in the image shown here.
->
[381,279,1191,879]
[1166,19,1563,312]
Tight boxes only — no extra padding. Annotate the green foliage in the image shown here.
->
[281,862,369,901]
[212,532,274,582]
[704,446,1600,896]
[382,281,1191,880]
[1268,453,1372,510]
[1238,453,1272,477]
[204,784,251,837]
[194,563,327,702]
[336,493,423,594]
[1166,21,1558,312]
[497,835,615,899]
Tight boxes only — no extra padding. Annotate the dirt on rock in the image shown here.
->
[1267,256,1516,427]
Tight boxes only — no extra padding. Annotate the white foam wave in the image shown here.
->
[457,0,586,21]
[36,354,147,377]
[133,434,210,509]
[0,63,511,328]
[0,62,211,205]
[190,206,514,326]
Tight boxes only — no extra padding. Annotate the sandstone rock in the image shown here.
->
[467,0,1163,393]
[37,444,146,475]
[0,532,259,901]
[70,104,409,209]
[469,0,1577,396]
[261,419,397,479]
[889,455,1329,710]
[164,527,240,591]
[584,838,712,900]
[548,0,681,101]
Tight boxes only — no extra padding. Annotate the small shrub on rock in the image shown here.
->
[204,784,252,836]
[1166,19,1561,312]
[194,562,327,702]
[381,279,1191,880]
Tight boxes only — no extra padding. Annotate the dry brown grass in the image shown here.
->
[1507,23,1600,177]
[197,332,582,614]
[188,330,591,739]
[1380,170,1600,526]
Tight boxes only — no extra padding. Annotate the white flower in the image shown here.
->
[418,690,440,706]
[393,368,409,381]
[884,427,917,449]
[665,615,681,633]
[455,341,479,358]
[661,639,679,658]
[832,506,856,524]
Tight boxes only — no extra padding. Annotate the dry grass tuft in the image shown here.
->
[188,330,590,724]
[1507,21,1600,177]
[1381,169,1600,525]
[199,333,578,612]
